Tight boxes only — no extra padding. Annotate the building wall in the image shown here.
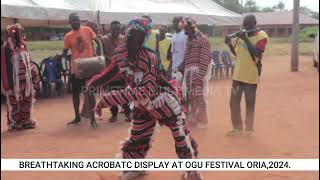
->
[214,26,240,37]
[216,24,319,37]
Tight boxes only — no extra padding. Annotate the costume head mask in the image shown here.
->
[126,17,152,59]
[6,24,26,50]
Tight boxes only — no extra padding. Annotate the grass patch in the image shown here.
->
[209,37,314,56]
[27,37,315,63]
[27,41,63,62]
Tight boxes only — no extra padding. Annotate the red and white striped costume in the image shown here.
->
[183,31,212,125]
[88,45,198,159]
[1,24,40,131]
[2,47,40,130]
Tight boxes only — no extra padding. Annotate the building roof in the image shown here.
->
[217,11,319,27]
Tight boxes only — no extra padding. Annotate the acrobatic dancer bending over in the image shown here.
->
[87,18,202,180]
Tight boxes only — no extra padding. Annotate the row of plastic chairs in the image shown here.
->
[32,55,72,98]
[34,51,233,98]
[212,50,234,79]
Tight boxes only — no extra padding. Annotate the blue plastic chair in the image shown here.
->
[221,51,235,77]
[40,57,63,97]
[212,51,225,79]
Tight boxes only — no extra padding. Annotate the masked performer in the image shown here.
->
[87,18,202,180]
[182,18,212,128]
[1,24,40,131]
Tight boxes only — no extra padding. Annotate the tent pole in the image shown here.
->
[97,11,100,25]
[291,0,300,72]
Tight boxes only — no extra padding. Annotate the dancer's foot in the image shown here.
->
[124,113,132,122]
[8,124,23,132]
[91,119,98,128]
[23,122,36,129]
[109,115,118,123]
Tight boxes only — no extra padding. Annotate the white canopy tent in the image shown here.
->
[86,0,242,25]
[1,0,242,29]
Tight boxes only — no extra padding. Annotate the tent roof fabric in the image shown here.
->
[1,0,242,26]
[1,0,97,22]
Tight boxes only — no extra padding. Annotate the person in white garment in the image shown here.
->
[170,16,188,78]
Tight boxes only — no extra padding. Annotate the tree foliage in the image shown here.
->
[213,0,244,13]
[262,7,274,12]
[300,6,319,20]
[212,0,319,20]
[272,1,285,11]
[244,0,259,12]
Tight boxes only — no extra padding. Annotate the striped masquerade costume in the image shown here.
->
[183,30,212,125]
[88,43,198,159]
[1,25,40,130]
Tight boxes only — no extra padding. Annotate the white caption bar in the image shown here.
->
[1,159,319,171]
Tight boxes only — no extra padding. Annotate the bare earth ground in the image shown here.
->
[1,55,319,180]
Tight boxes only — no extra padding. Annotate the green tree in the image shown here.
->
[300,6,319,20]
[277,1,285,11]
[212,0,244,13]
[262,7,274,12]
[272,1,285,11]
[311,12,319,20]
[244,0,259,12]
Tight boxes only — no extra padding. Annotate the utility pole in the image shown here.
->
[291,0,300,72]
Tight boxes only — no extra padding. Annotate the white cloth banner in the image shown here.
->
[1,159,319,171]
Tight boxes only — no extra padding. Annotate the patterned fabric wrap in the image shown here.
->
[1,24,27,92]
[183,31,212,125]
[6,91,37,130]
[4,51,40,130]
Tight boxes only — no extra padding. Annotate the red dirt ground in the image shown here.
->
[1,55,319,180]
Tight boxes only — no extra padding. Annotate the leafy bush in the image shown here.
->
[299,26,319,41]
